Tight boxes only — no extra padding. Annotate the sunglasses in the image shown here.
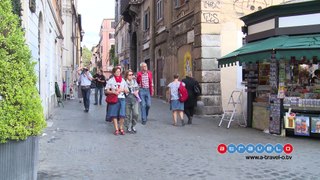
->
[128,74,133,76]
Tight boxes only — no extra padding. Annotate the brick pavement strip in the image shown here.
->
[38,96,320,180]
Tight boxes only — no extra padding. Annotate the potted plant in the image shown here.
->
[0,0,46,179]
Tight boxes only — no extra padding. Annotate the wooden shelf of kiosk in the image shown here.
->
[284,106,320,138]
[283,106,320,114]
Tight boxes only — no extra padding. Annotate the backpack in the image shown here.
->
[178,82,188,102]
[193,82,201,96]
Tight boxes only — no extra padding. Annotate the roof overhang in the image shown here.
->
[218,34,320,67]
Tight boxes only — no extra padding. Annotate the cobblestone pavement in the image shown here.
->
[38,95,320,180]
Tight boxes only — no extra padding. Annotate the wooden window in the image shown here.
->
[143,10,150,31]
[156,0,163,21]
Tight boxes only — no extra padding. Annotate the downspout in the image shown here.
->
[72,1,76,72]
[150,0,155,96]
[71,0,77,96]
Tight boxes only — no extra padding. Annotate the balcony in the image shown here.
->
[120,0,130,14]
[120,0,144,14]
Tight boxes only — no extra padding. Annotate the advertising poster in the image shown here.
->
[184,52,192,77]
[284,112,295,129]
[311,117,320,133]
[294,116,310,136]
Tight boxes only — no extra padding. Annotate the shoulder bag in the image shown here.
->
[106,93,118,104]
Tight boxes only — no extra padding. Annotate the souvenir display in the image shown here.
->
[294,116,310,136]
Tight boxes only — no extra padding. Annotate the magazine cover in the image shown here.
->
[294,116,310,136]
[311,117,320,134]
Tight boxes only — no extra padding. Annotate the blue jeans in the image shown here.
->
[95,87,104,105]
[139,88,151,122]
[81,86,91,110]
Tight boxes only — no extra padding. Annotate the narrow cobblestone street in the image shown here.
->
[38,95,320,180]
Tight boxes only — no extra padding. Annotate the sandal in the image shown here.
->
[119,129,125,135]
[114,130,119,135]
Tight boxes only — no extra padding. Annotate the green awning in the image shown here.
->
[218,34,320,67]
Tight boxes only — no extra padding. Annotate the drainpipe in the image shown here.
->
[71,0,76,97]
[150,0,155,95]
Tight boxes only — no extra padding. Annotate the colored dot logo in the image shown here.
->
[283,144,293,154]
[217,144,227,154]
[217,143,294,154]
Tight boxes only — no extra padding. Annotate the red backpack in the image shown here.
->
[178,82,188,102]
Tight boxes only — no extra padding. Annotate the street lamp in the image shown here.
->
[80,30,85,41]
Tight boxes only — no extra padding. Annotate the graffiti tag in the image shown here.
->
[203,12,219,24]
[203,0,221,9]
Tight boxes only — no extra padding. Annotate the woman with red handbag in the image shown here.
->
[105,67,129,135]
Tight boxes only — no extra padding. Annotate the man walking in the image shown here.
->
[93,70,106,105]
[136,62,153,125]
[79,67,93,112]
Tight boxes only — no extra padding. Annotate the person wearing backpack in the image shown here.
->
[182,75,201,124]
[167,74,186,126]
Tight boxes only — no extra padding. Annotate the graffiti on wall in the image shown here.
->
[202,0,221,24]
[203,12,219,24]
[203,0,221,9]
[184,52,192,77]
[233,0,292,15]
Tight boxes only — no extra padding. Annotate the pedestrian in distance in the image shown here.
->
[105,67,129,135]
[79,67,93,112]
[77,79,83,103]
[167,74,185,126]
[93,69,106,105]
[136,62,154,125]
[182,75,201,124]
[77,67,83,103]
[62,81,67,99]
[124,69,140,133]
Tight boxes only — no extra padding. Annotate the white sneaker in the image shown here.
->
[126,128,132,133]
[131,127,137,133]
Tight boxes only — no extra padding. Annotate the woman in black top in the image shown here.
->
[182,75,201,124]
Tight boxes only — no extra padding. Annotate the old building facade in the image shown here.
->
[62,0,83,100]
[115,19,130,70]
[117,0,290,115]
[20,0,82,118]
[21,0,64,118]
[99,19,115,77]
